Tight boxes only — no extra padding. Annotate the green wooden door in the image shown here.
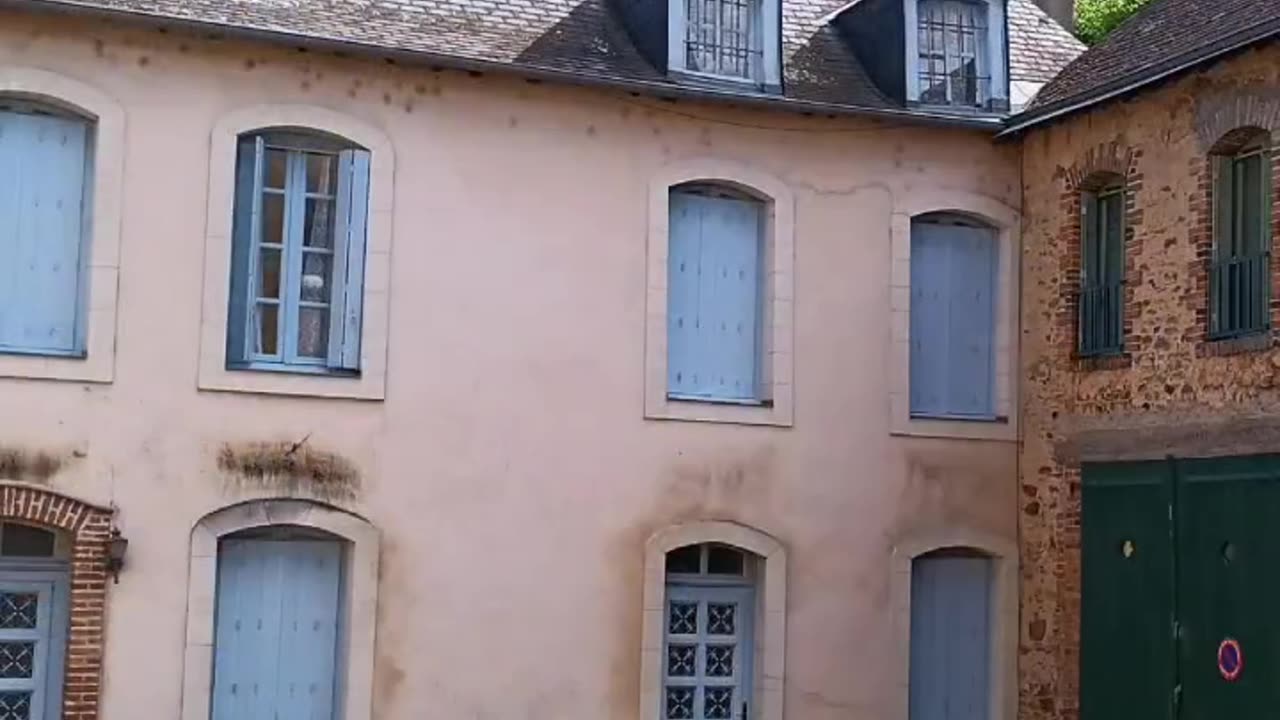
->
[1081,461,1176,720]
[1083,455,1280,720]
[1176,456,1280,719]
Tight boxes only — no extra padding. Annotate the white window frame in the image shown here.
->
[641,522,787,720]
[888,190,1018,441]
[645,159,794,427]
[668,0,782,90]
[181,499,380,720]
[904,0,1007,109]
[0,68,125,385]
[199,105,394,400]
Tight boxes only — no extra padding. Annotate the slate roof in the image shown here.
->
[1012,0,1280,129]
[7,0,1079,126]
[1008,0,1085,83]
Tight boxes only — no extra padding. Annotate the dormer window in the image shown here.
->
[905,0,1007,111]
[669,0,782,91]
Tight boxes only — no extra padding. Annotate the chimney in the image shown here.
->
[1034,0,1075,30]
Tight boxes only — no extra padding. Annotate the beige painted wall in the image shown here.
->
[0,11,1020,720]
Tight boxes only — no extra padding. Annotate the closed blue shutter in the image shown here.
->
[667,190,762,402]
[213,539,342,720]
[909,221,997,419]
[0,109,88,355]
[909,554,993,720]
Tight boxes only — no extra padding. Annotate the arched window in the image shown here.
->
[909,212,998,420]
[0,98,93,357]
[0,521,71,720]
[1209,127,1273,339]
[227,129,371,374]
[663,543,757,720]
[909,548,994,720]
[1078,174,1127,357]
[667,183,767,404]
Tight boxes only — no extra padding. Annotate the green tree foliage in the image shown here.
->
[1075,0,1152,45]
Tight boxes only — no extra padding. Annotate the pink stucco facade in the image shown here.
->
[0,9,1022,720]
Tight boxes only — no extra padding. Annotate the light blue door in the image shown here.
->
[0,108,88,355]
[212,539,343,720]
[0,579,65,720]
[664,585,754,720]
[909,554,993,720]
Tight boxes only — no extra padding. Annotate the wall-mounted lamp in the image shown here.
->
[105,528,128,584]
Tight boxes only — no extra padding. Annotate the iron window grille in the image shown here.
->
[1079,187,1126,357]
[683,0,763,83]
[917,0,991,108]
[1210,145,1272,340]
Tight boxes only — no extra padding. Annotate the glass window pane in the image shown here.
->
[666,545,702,574]
[1103,192,1125,283]
[261,193,285,246]
[258,249,282,299]
[301,253,333,303]
[1237,153,1264,256]
[307,153,338,195]
[255,304,279,356]
[264,149,288,190]
[0,524,54,558]
[297,306,330,359]
[707,545,745,575]
[303,198,335,249]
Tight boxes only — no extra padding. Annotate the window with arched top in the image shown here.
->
[909,212,998,420]
[1078,174,1127,357]
[1208,128,1273,339]
[667,183,767,404]
[227,129,371,374]
[909,548,994,720]
[0,98,93,358]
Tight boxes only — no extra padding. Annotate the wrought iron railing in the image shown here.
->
[1079,281,1125,357]
[1209,253,1271,339]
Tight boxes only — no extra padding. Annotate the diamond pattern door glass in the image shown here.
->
[663,586,753,720]
[0,583,57,720]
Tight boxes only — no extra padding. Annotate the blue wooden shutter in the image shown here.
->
[226,136,263,365]
[213,539,342,720]
[909,554,993,720]
[0,110,88,355]
[667,190,762,401]
[909,221,997,419]
[326,149,370,371]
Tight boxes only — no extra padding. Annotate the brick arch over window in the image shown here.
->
[639,520,787,720]
[1054,144,1142,369]
[0,482,114,720]
[1189,125,1280,355]
[889,526,1018,720]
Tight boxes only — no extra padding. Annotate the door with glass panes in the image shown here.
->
[664,543,755,720]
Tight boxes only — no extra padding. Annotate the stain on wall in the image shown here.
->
[216,439,360,502]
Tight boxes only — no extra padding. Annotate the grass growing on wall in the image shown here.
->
[1076,0,1152,45]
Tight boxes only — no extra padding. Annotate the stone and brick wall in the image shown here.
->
[0,484,114,720]
[1019,43,1280,720]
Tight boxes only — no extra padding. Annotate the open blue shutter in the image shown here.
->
[0,110,87,354]
[327,149,370,371]
[909,221,996,419]
[666,191,762,401]
[909,555,993,720]
[226,136,263,365]
[213,540,342,720]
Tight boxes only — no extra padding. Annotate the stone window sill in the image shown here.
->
[1199,333,1272,357]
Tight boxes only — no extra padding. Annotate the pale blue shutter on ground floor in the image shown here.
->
[909,554,993,720]
[909,220,997,419]
[212,539,343,720]
[667,190,763,402]
[0,109,88,355]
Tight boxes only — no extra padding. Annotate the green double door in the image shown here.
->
[1083,456,1280,720]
